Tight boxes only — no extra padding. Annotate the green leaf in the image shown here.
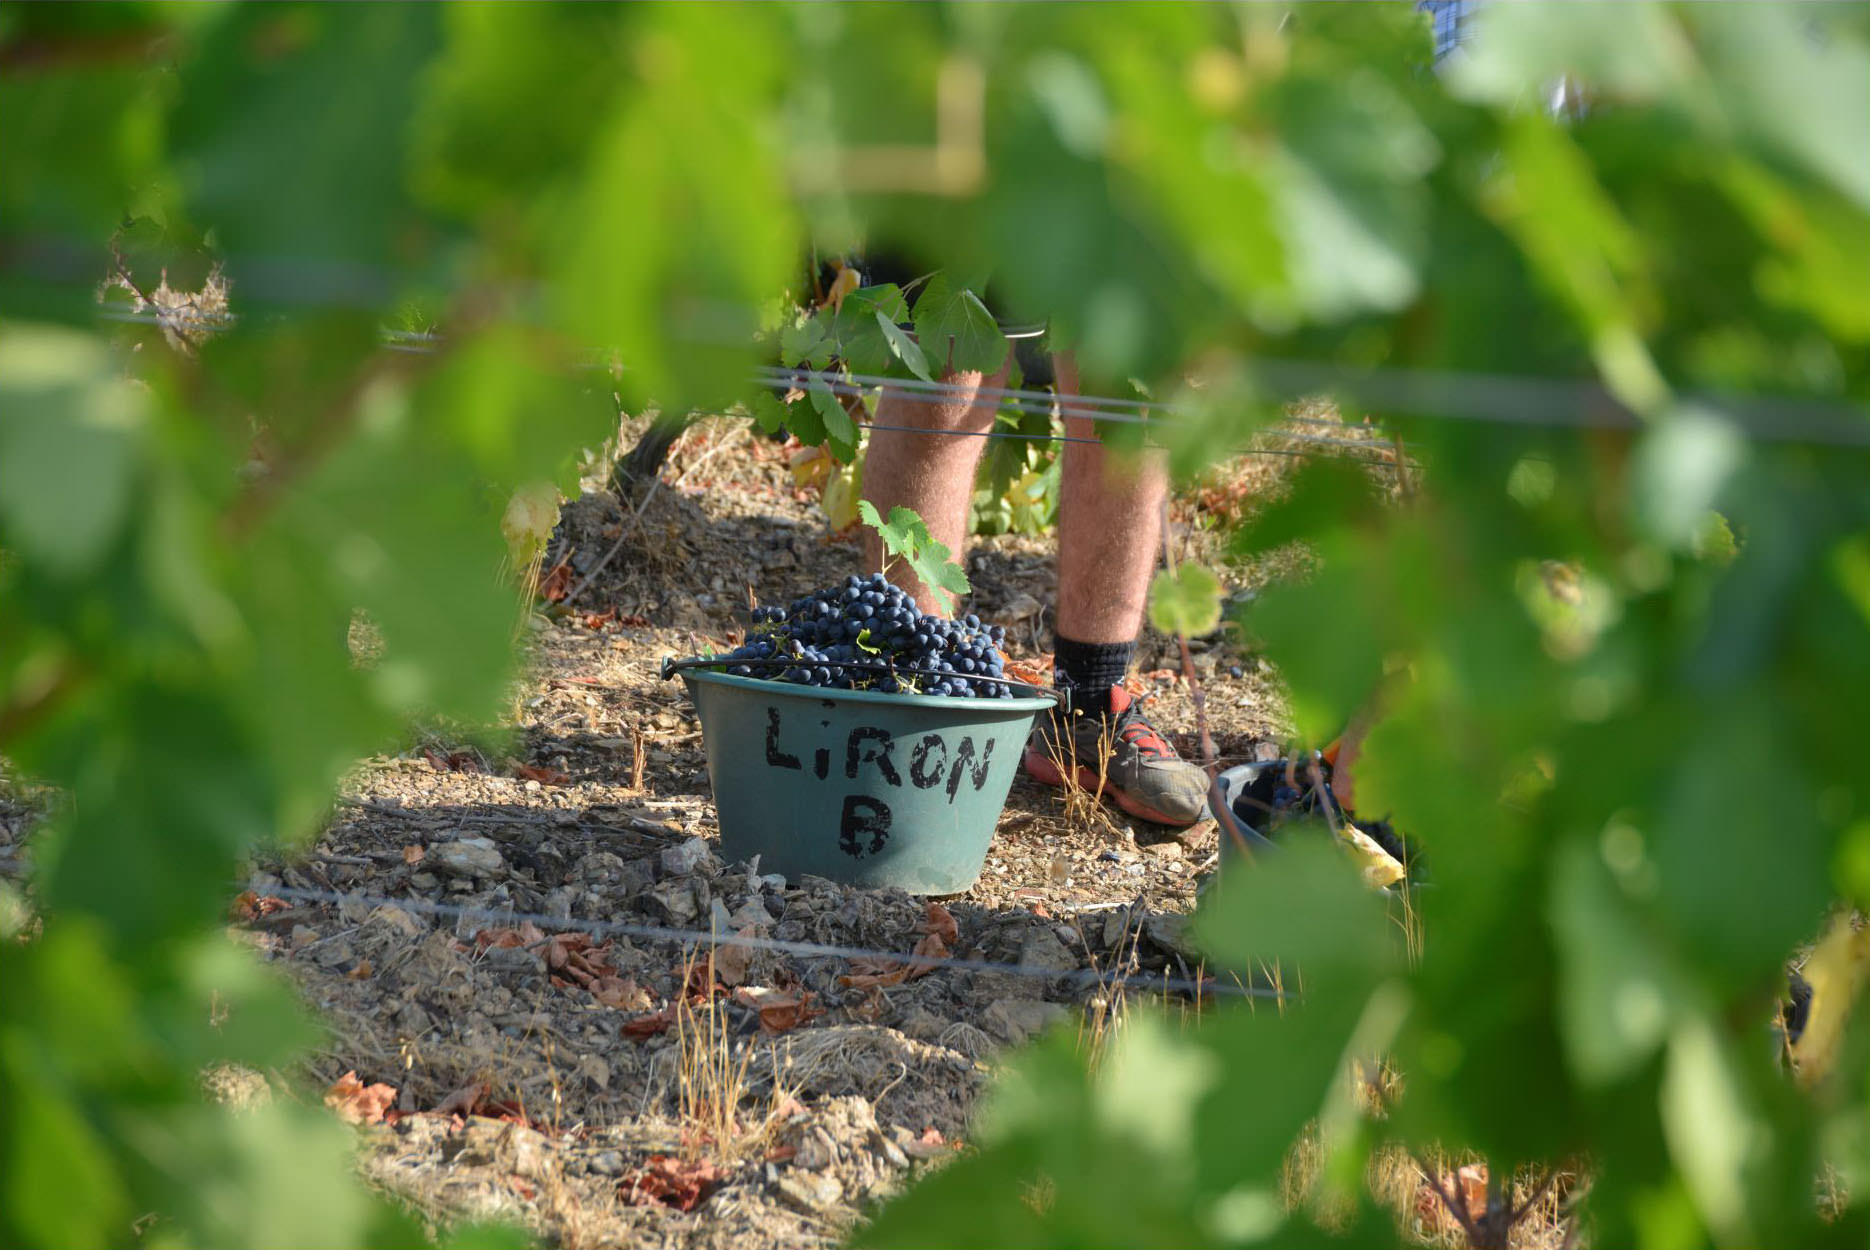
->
[911,273,1008,375]
[171,6,441,270]
[1629,406,1744,550]
[1660,1017,1771,1245]
[779,390,826,447]
[858,501,971,612]
[779,315,827,368]
[33,685,272,947]
[408,4,620,218]
[832,308,892,375]
[852,282,909,322]
[1548,838,1689,1087]
[1146,563,1223,637]
[807,375,856,447]
[0,325,144,576]
[1650,710,1830,983]
[1193,837,1396,980]
[1267,74,1435,319]
[552,5,797,411]
[750,390,789,436]
[876,311,933,381]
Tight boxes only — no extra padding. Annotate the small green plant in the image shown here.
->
[1147,562,1225,638]
[858,500,972,613]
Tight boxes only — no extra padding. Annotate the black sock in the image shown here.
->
[1052,634,1135,716]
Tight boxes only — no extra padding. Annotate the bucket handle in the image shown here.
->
[661,654,1063,705]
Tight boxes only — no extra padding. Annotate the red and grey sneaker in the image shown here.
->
[1021,685,1210,827]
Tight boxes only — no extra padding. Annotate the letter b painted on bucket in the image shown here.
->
[838,794,892,858]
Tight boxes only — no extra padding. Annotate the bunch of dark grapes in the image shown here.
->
[714,573,1014,698]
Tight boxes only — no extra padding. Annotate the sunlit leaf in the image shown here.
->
[1146,562,1223,637]
[911,273,1008,376]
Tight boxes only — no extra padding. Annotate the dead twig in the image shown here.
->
[1414,1153,1481,1245]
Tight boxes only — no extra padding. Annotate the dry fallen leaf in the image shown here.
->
[916,902,959,948]
[229,891,291,924]
[712,931,758,988]
[1416,1162,1490,1232]
[619,1154,723,1212]
[838,956,911,990]
[732,986,822,1034]
[1341,822,1406,889]
[325,1071,397,1125]
[839,924,953,990]
[1789,913,1870,1087]
[514,763,571,785]
[1004,655,1052,688]
[473,921,548,953]
[401,844,425,866]
[539,559,574,603]
[347,959,373,981]
[848,986,891,1023]
[621,1006,677,1040]
[684,958,728,1004]
[591,975,651,1012]
[423,747,482,774]
[907,931,949,980]
[902,1126,952,1159]
[433,1080,488,1119]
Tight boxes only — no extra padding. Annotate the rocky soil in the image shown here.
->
[12,416,1391,1249]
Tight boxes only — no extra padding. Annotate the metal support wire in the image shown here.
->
[856,420,1399,465]
[769,371,1410,459]
[756,364,1346,430]
[94,305,1404,465]
[91,298,1868,447]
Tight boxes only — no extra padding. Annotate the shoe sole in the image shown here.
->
[1021,746,1200,828]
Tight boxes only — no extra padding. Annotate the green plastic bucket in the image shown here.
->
[669,665,1056,894]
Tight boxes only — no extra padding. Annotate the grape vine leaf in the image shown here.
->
[858,500,971,611]
[778,390,826,447]
[830,284,913,375]
[780,316,828,368]
[911,273,1009,375]
[807,375,857,460]
[1147,563,1223,636]
[749,390,789,435]
[876,312,933,382]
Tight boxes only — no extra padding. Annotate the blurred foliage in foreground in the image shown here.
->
[3,3,1870,1248]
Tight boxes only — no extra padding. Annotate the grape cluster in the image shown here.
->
[714,573,1015,698]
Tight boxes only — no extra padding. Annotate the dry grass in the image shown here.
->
[675,948,798,1165]
[1041,705,1129,844]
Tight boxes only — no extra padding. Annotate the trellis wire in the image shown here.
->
[261,882,1281,1000]
[854,420,1397,465]
[771,385,1407,467]
[92,305,1410,464]
[90,301,1870,449]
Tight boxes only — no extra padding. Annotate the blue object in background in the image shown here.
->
[1418,0,1476,64]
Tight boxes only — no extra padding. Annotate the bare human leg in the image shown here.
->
[859,365,1005,614]
[1054,352,1168,646]
[1023,352,1210,826]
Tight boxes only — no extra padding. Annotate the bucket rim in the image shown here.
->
[672,663,1058,712]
